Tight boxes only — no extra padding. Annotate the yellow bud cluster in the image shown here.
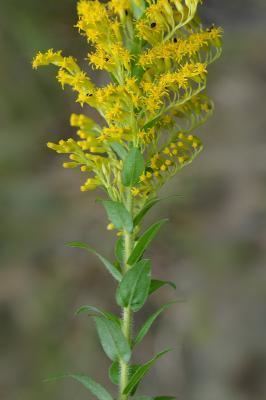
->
[70,113,92,129]
[81,178,101,192]
[131,132,203,197]
[47,138,78,154]
[63,162,78,169]
[99,126,128,142]
[46,137,108,193]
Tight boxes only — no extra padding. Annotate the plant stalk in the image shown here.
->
[119,189,133,400]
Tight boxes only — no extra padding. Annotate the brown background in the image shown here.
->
[1,1,266,399]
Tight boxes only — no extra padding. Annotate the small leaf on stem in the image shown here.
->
[44,374,113,400]
[134,301,177,346]
[149,279,176,295]
[127,219,168,265]
[67,241,122,282]
[133,198,159,227]
[123,350,171,395]
[76,305,120,325]
[94,316,131,363]
[116,259,151,312]
[102,201,133,233]
[122,147,145,187]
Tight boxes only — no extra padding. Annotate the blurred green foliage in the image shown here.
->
[1,1,266,400]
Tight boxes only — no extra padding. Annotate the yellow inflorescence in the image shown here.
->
[32,0,222,205]
[138,28,223,67]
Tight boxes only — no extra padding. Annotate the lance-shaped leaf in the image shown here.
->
[149,279,176,295]
[122,147,145,187]
[94,316,131,363]
[123,350,171,395]
[44,374,113,400]
[111,142,127,160]
[109,361,140,386]
[76,305,120,325]
[116,259,151,312]
[67,242,122,282]
[133,194,183,227]
[134,302,177,346]
[102,200,133,233]
[127,219,168,265]
[133,198,160,227]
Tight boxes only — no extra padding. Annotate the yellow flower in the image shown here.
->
[110,0,131,15]
[131,187,141,197]
[32,49,62,69]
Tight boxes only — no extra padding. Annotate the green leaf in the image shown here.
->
[149,279,176,295]
[102,201,133,233]
[94,316,131,363]
[123,350,171,395]
[133,198,159,227]
[115,237,125,264]
[109,361,140,386]
[111,142,127,160]
[131,64,145,81]
[134,302,177,346]
[116,259,151,312]
[134,194,183,227]
[127,219,168,265]
[76,305,120,325]
[130,0,147,19]
[44,374,113,400]
[67,242,122,282]
[122,147,145,187]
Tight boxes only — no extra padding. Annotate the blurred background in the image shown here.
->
[1,0,266,399]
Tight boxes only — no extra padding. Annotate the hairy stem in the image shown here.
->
[119,189,133,400]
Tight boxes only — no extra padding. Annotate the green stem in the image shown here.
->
[119,189,133,400]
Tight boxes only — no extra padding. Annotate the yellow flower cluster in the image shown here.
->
[33,49,94,106]
[32,0,222,205]
[141,62,207,114]
[132,132,202,197]
[138,28,223,67]
[136,0,202,44]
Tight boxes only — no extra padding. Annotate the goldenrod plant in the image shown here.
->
[33,1,222,399]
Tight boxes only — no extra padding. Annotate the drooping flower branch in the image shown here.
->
[33,1,222,399]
